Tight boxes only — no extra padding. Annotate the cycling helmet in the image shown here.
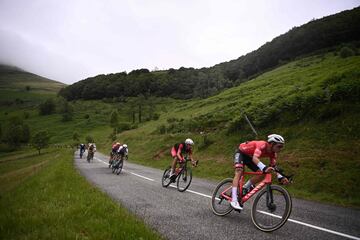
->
[185,138,194,145]
[267,134,285,144]
[116,142,120,145]
[123,144,128,148]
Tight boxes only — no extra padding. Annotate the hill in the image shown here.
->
[99,49,360,207]
[0,64,66,107]
[59,6,360,100]
[0,64,65,93]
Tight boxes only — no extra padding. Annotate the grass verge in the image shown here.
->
[0,148,163,240]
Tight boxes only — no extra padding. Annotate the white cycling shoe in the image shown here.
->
[230,201,243,210]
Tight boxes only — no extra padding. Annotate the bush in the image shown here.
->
[198,134,215,149]
[85,135,94,143]
[152,113,160,120]
[117,122,131,132]
[39,99,56,115]
[339,46,355,58]
[158,124,166,134]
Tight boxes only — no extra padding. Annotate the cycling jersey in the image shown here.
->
[239,141,276,166]
[117,146,128,156]
[171,142,192,160]
[112,143,121,151]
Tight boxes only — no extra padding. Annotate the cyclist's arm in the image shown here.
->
[252,149,273,173]
[177,145,184,161]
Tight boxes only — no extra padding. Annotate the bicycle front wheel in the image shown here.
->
[211,178,233,216]
[162,167,172,187]
[251,185,292,232]
[177,168,192,192]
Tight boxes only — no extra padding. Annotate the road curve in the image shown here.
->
[75,151,360,240]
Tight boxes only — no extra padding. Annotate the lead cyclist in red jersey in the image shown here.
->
[230,134,289,210]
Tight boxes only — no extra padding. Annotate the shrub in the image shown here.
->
[339,46,355,58]
[39,99,56,115]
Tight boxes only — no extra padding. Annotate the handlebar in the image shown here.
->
[274,166,294,183]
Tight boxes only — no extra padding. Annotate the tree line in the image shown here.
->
[59,7,360,101]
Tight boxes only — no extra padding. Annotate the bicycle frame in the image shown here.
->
[220,170,273,204]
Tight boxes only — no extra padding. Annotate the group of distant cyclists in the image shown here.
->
[79,142,97,162]
[78,133,289,211]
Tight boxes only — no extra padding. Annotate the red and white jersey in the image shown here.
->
[239,140,276,166]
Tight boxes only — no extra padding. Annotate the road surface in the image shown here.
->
[75,151,360,240]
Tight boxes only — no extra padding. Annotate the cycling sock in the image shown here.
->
[232,187,238,202]
[244,180,253,190]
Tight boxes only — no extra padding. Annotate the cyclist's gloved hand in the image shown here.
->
[191,160,198,167]
[278,177,289,185]
[263,166,274,173]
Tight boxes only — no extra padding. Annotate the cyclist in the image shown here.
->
[230,134,289,210]
[169,138,197,181]
[87,143,97,161]
[79,143,86,158]
[109,142,122,164]
[117,144,129,160]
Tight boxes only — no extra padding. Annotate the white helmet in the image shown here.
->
[185,138,194,145]
[267,134,285,144]
[123,144,128,148]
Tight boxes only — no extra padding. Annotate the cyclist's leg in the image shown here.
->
[170,157,178,175]
[231,150,244,209]
[170,147,178,175]
[243,157,263,189]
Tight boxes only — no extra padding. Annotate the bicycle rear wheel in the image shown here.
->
[116,159,123,175]
[251,185,292,232]
[162,166,172,187]
[211,178,233,216]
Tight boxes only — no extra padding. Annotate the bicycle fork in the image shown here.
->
[266,184,276,212]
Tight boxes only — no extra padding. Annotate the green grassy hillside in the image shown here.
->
[0,64,65,93]
[101,50,360,207]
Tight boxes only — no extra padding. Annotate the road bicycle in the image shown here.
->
[211,166,293,232]
[87,151,94,163]
[162,156,198,192]
[111,153,127,175]
[80,149,85,159]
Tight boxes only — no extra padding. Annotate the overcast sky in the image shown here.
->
[0,0,358,84]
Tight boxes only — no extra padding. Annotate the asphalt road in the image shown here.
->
[75,151,360,240]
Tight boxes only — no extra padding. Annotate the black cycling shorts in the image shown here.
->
[234,149,259,172]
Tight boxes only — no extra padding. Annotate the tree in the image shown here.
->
[39,99,56,115]
[4,125,22,147]
[73,132,80,142]
[32,130,50,155]
[110,110,119,134]
[59,99,74,121]
[85,135,94,143]
[3,117,31,147]
[72,132,80,148]
[21,124,31,143]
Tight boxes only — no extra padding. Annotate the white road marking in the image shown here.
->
[91,155,359,240]
[258,211,360,240]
